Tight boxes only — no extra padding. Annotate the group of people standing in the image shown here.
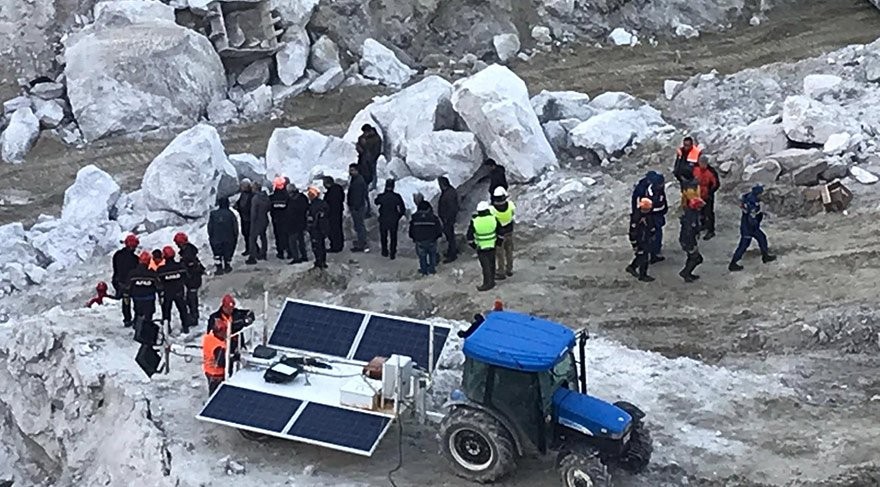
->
[627,136,776,283]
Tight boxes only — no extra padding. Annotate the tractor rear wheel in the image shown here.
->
[613,420,653,473]
[556,446,610,487]
[440,407,517,483]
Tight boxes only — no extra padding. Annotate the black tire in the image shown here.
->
[238,429,269,442]
[439,407,518,483]
[613,420,653,473]
[556,446,610,487]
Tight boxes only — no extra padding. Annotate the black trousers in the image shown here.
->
[161,292,189,331]
[379,220,399,257]
[248,228,267,259]
[272,219,289,258]
[442,220,458,259]
[206,374,223,396]
[288,230,308,261]
[328,216,344,252]
[133,298,155,324]
[682,250,704,277]
[241,220,251,255]
[477,248,496,288]
[701,195,716,233]
[185,287,199,328]
[113,282,132,325]
[311,234,327,267]
[629,249,650,278]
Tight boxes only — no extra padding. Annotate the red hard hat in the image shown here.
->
[96,281,108,293]
[173,232,188,245]
[162,245,175,259]
[123,234,139,248]
[138,251,151,265]
[221,294,235,308]
[688,197,706,210]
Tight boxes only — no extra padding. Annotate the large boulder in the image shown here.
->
[265,127,357,189]
[0,223,42,268]
[61,165,121,225]
[360,38,415,88]
[404,131,483,187]
[141,124,236,219]
[309,35,341,73]
[589,91,644,111]
[237,59,271,90]
[781,95,844,146]
[742,159,782,184]
[64,22,226,141]
[276,27,310,86]
[28,220,121,270]
[530,90,593,124]
[802,74,842,100]
[308,66,345,94]
[741,118,789,159]
[450,64,557,182]
[767,148,823,173]
[93,0,175,28]
[569,106,669,159]
[394,177,442,212]
[492,33,520,63]
[788,160,828,186]
[271,0,319,28]
[229,153,268,186]
[33,99,65,129]
[1,107,40,163]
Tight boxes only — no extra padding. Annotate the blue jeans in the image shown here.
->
[732,229,769,263]
[416,241,438,275]
[350,205,367,248]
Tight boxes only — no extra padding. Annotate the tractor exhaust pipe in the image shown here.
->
[578,331,588,395]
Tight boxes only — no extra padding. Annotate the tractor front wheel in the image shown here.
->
[440,407,517,483]
[613,420,653,473]
[556,446,610,487]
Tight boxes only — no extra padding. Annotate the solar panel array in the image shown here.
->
[198,385,393,456]
[269,301,365,357]
[353,315,451,370]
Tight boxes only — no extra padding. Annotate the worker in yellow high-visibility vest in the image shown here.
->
[489,187,515,280]
[466,201,503,292]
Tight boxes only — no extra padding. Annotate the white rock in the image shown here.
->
[803,74,842,100]
[207,99,238,125]
[542,118,580,155]
[65,22,226,141]
[29,220,121,269]
[674,23,700,39]
[29,82,65,101]
[530,90,593,123]
[493,33,521,64]
[2,263,29,291]
[394,177,442,212]
[608,27,639,47]
[782,95,844,146]
[742,119,788,158]
[765,148,822,172]
[141,124,236,218]
[542,0,574,16]
[271,0,319,28]
[308,66,345,94]
[33,99,65,128]
[823,133,851,155]
[531,25,553,44]
[0,223,42,268]
[850,166,879,185]
[1,107,40,164]
[238,59,271,90]
[742,159,782,184]
[239,85,273,118]
[865,52,880,82]
[265,127,357,189]
[23,264,47,285]
[403,131,483,187]
[450,64,557,182]
[276,27,310,86]
[309,35,341,74]
[229,153,267,186]
[272,71,317,104]
[664,80,683,101]
[749,15,762,26]
[3,96,31,116]
[360,38,415,88]
[789,159,828,186]
[589,91,643,111]
[569,106,669,158]
[93,0,174,28]
[62,165,121,225]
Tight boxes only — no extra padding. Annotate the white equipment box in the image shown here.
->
[340,376,383,411]
[382,354,413,400]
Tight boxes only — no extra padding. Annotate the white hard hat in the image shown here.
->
[493,187,508,198]
[476,201,491,212]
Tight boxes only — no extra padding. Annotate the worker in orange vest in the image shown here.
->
[202,308,230,397]
[148,248,165,272]
[673,136,703,185]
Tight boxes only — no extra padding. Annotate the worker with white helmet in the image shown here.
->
[466,201,504,292]
[489,187,516,280]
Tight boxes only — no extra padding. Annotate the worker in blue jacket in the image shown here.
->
[729,185,776,271]
[631,171,668,263]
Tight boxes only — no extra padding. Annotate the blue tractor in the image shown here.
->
[439,311,653,486]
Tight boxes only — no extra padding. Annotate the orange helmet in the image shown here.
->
[688,197,706,210]
[273,176,286,190]
[138,251,151,265]
[638,198,653,211]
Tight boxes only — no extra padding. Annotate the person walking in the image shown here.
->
[467,201,503,292]
[729,185,777,271]
[626,198,657,282]
[322,176,345,253]
[692,155,721,240]
[246,184,270,264]
[409,200,443,275]
[234,179,254,256]
[347,164,369,252]
[306,186,330,269]
[157,246,190,332]
[286,183,310,264]
[374,179,406,259]
[437,176,459,263]
[175,232,205,330]
[208,197,238,274]
[679,197,705,283]
[112,233,139,327]
[489,187,516,280]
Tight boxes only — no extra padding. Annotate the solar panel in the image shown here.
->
[269,301,366,357]
[286,403,392,455]
[352,315,450,370]
[199,385,302,433]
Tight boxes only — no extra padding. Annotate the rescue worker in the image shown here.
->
[467,201,503,292]
[322,176,345,253]
[437,176,459,263]
[206,294,256,334]
[673,136,702,184]
[632,171,668,263]
[208,197,238,274]
[679,197,705,283]
[306,186,330,269]
[356,124,382,192]
[729,185,777,271]
[246,183,270,264]
[286,183,310,264]
[175,232,205,329]
[148,248,164,271]
[626,198,657,282]
[269,176,291,259]
[490,187,516,280]
[692,155,720,240]
[375,178,406,259]
[409,200,443,275]
[157,246,189,333]
[234,179,254,256]
[112,233,139,327]
[483,158,508,196]
[347,163,369,252]
[86,281,110,308]
[202,308,228,396]
[128,251,159,325]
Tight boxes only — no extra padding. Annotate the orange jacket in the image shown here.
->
[692,165,720,200]
[148,258,165,272]
[676,145,703,163]
[202,332,226,377]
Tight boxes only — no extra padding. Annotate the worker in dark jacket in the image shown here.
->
[347,164,369,252]
[467,201,503,291]
[409,200,443,275]
[692,155,721,240]
[208,197,238,274]
[175,232,204,330]
[269,177,291,259]
[157,246,190,332]
[286,184,310,264]
[322,176,345,253]
[203,295,255,395]
[626,198,657,282]
[306,186,330,269]
[112,233,140,327]
[679,197,705,283]
[673,136,702,184]
[246,185,271,264]
[234,179,254,256]
[631,171,668,263]
[374,179,406,259]
[437,177,460,263]
[128,251,159,325]
[483,158,508,196]
[729,185,776,272]
[356,124,382,192]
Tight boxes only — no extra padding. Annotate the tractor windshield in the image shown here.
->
[539,352,578,413]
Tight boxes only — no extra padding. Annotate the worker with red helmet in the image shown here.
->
[157,246,190,333]
[203,295,255,395]
[127,250,159,325]
[112,233,140,327]
[174,232,205,330]
[626,198,657,282]
[679,197,706,283]
[86,281,110,308]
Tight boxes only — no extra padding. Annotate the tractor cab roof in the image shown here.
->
[462,311,575,372]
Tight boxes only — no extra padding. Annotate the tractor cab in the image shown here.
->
[440,311,652,486]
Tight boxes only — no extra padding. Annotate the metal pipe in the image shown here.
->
[578,330,588,395]
[428,322,435,373]
[224,331,232,381]
[262,291,269,346]
[394,355,402,418]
